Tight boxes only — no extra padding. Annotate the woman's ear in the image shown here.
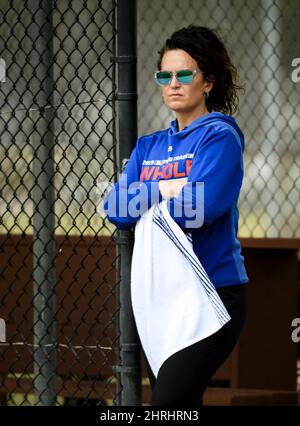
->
[204,76,215,93]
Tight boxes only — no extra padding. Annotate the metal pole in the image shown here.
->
[29,0,56,406]
[114,0,141,407]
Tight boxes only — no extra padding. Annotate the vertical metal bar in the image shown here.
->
[29,0,56,406]
[115,0,141,407]
[111,0,122,408]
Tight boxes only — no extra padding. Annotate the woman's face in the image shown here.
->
[160,49,212,116]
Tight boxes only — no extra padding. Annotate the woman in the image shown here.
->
[104,25,248,406]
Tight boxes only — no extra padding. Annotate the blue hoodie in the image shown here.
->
[103,112,249,288]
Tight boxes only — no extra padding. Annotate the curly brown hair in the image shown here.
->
[157,25,244,115]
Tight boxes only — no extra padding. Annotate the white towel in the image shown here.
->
[131,201,231,378]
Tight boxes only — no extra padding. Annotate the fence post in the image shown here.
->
[29,0,57,406]
[114,0,141,407]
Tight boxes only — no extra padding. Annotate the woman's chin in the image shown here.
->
[167,103,188,113]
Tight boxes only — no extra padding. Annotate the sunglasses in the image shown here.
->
[154,69,201,86]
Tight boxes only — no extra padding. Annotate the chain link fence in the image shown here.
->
[138,0,300,239]
[0,0,120,406]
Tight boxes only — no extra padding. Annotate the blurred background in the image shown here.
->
[1,0,300,238]
[137,0,300,238]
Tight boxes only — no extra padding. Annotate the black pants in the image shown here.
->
[142,284,247,407]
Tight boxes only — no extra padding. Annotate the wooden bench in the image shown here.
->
[0,234,118,405]
[0,235,299,404]
[203,387,298,406]
[141,380,298,406]
[229,238,299,390]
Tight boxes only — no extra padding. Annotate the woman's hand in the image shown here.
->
[158,178,187,200]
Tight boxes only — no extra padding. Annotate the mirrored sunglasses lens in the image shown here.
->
[156,71,171,85]
[177,70,194,84]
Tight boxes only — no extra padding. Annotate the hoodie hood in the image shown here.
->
[169,112,244,148]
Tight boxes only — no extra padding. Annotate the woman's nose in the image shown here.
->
[169,74,181,87]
